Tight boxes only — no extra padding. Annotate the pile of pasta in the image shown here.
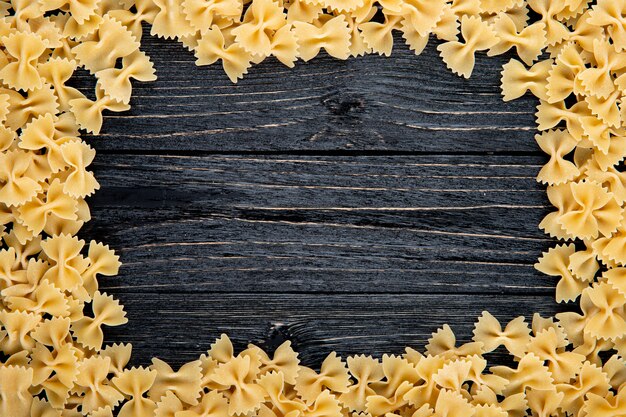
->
[3,0,626,415]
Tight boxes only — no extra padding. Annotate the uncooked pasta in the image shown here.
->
[1,0,626,416]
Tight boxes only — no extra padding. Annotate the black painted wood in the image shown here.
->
[88,154,553,295]
[104,294,567,368]
[79,30,567,368]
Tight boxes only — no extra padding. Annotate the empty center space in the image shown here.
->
[79,32,562,366]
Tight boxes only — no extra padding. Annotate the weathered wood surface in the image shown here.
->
[77,32,565,368]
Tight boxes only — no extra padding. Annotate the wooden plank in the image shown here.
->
[73,33,539,153]
[70,28,563,371]
[83,153,555,295]
[105,293,568,368]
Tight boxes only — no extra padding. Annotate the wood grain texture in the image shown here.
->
[74,32,539,153]
[77,30,565,368]
[88,154,553,295]
[105,294,567,368]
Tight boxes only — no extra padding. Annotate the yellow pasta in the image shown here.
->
[2,1,626,417]
[472,311,531,357]
[0,32,46,92]
[194,25,253,83]
[292,15,352,62]
[488,15,546,65]
[535,129,579,185]
[69,83,131,134]
[500,59,551,102]
[437,15,498,78]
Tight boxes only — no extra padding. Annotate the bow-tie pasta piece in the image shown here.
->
[39,233,88,292]
[488,14,546,65]
[400,18,430,57]
[302,390,342,417]
[149,358,203,405]
[18,114,73,174]
[0,32,46,92]
[0,310,40,354]
[579,39,626,100]
[472,311,531,357]
[545,42,587,105]
[79,241,121,299]
[194,25,254,83]
[429,3,458,43]
[208,333,235,364]
[580,281,626,341]
[71,15,140,74]
[30,316,71,351]
[437,15,499,78]
[585,89,623,129]
[556,361,611,415]
[210,354,267,414]
[253,340,300,384]
[425,324,483,359]
[593,220,626,267]
[393,0,447,38]
[5,276,69,317]
[152,0,196,39]
[17,179,78,237]
[230,0,286,57]
[37,58,83,112]
[567,242,600,283]
[525,388,564,417]
[39,0,100,25]
[101,343,133,377]
[336,14,370,57]
[588,0,626,52]
[176,390,230,417]
[108,0,159,41]
[501,59,551,102]
[557,181,622,240]
[491,353,554,396]
[358,15,402,57]
[536,99,590,143]
[535,244,589,302]
[3,85,59,131]
[338,355,383,412]
[292,15,352,61]
[29,342,79,397]
[295,351,350,404]
[0,149,42,207]
[71,291,128,350]
[285,0,324,24]
[96,50,156,104]
[371,354,421,400]
[112,367,158,417]
[59,141,99,198]
[69,82,130,134]
[527,0,571,46]
[433,389,474,417]
[182,0,243,33]
[257,371,306,416]
[535,129,580,185]
[432,359,472,392]
[582,390,626,417]
[526,327,585,383]
[75,356,125,414]
[579,114,625,156]
[0,365,34,417]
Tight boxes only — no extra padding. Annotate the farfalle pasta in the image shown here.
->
[437,15,498,78]
[1,0,626,417]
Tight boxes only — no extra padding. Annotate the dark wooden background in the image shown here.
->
[75,30,568,368]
